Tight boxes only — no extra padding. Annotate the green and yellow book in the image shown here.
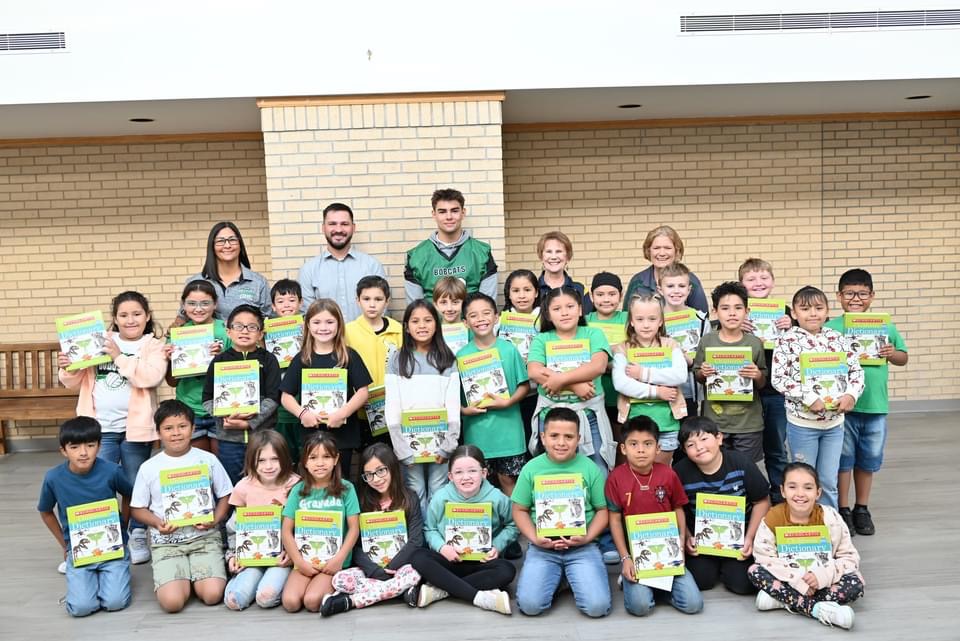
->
[664,308,701,358]
[544,338,590,401]
[533,473,587,537]
[442,322,469,355]
[264,315,304,369]
[775,525,832,572]
[627,346,673,404]
[748,298,786,349]
[212,360,260,416]
[66,498,124,566]
[235,505,282,567]
[294,510,343,569]
[458,348,509,408]
[705,346,754,401]
[55,310,110,371]
[169,324,216,378]
[302,368,348,419]
[625,511,686,579]
[799,352,848,410]
[498,311,538,362]
[364,385,387,437]
[159,465,215,527]
[587,317,626,347]
[359,510,407,567]
[400,409,448,464]
[843,312,891,366]
[444,502,493,561]
[694,493,746,559]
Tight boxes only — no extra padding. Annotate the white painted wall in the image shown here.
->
[2,0,959,105]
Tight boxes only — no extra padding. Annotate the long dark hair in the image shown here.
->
[397,300,455,378]
[357,443,410,514]
[298,432,346,498]
[201,221,252,285]
[503,269,540,312]
[109,290,162,337]
[539,286,587,333]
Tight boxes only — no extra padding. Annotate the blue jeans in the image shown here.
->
[761,394,788,502]
[65,550,132,617]
[193,415,216,440]
[224,566,290,610]
[403,462,448,517]
[516,542,612,618]
[98,433,151,530]
[585,414,615,555]
[622,570,703,616]
[840,412,888,473]
[217,440,247,486]
[786,422,844,509]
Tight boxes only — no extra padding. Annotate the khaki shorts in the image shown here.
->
[151,533,227,590]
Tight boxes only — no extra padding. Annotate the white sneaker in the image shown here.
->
[473,589,511,615]
[755,590,786,611]
[57,561,67,574]
[813,602,855,629]
[129,528,151,565]
[417,584,450,608]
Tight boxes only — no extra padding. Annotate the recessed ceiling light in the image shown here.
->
[128,117,155,122]
[905,95,931,100]
[617,104,642,109]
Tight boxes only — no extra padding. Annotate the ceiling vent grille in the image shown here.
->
[681,9,960,32]
[0,32,66,52]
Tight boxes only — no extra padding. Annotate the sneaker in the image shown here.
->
[417,584,449,608]
[813,602,855,629]
[129,528,151,565]
[403,585,419,608]
[473,589,511,615]
[320,592,351,617]
[852,506,875,536]
[57,561,67,574]
[503,540,523,560]
[755,590,786,612]
[838,507,856,536]
[602,550,622,565]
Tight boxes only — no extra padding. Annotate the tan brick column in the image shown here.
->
[258,92,506,315]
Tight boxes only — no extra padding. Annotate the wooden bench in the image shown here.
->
[0,342,78,454]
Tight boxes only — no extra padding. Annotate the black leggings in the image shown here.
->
[409,548,516,602]
[686,553,755,595]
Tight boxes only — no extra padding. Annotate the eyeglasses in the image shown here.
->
[360,466,389,483]
[840,291,872,301]
[184,300,214,309]
[229,323,261,332]
[451,468,484,478]
[214,237,240,247]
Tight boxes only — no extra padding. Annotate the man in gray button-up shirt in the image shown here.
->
[297,203,387,322]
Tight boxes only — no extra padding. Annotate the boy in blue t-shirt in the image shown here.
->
[38,417,134,617]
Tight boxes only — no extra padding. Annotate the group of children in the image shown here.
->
[39,226,907,631]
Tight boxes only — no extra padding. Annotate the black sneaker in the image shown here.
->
[852,506,875,536]
[403,585,420,608]
[504,540,523,560]
[320,592,351,617]
[838,507,856,536]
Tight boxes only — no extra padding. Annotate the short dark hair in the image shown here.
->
[323,202,354,221]
[462,292,497,316]
[228,304,264,327]
[621,415,660,443]
[792,285,828,308]
[59,416,102,448]
[271,278,302,302]
[678,416,721,446]
[543,406,580,432]
[837,268,873,292]
[154,399,195,429]
[356,275,391,298]
[711,281,749,309]
[431,188,464,209]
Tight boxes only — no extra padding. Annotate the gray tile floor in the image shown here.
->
[2,412,956,640]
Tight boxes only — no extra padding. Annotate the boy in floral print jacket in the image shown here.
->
[771,286,863,509]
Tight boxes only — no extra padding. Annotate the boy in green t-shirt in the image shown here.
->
[825,269,907,536]
[512,407,611,618]
[269,279,304,464]
[585,271,628,435]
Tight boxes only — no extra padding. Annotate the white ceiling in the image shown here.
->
[0,79,957,139]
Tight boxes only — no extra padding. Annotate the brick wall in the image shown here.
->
[0,139,269,441]
[259,97,505,315]
[503,119,960,401]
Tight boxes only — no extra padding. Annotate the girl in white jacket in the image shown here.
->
[385,300,460,516]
